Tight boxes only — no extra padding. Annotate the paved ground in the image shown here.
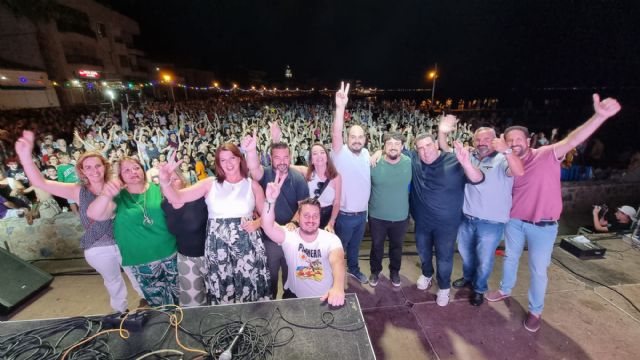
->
[3,215,640,359]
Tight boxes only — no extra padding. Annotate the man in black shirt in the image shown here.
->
[243,134,309,298]
[409,132,483,306]
[592,205,636,233]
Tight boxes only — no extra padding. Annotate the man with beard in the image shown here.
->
[410,130,483,307]
[486,94,621,332]
[368,132,412,287]
[243,134,309,299]
[331,82,371,284]
[438,119,524,307]
[260,175,345,306]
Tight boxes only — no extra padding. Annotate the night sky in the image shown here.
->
[101,0,640,97]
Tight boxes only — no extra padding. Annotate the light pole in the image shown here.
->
[162,74,175,102]
[105,89,115,109]
[429,63,438,106]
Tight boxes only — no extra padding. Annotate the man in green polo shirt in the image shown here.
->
[368,132,412,287]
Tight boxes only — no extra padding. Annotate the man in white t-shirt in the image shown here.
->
[261,175,345,306]
[331,82,371,284]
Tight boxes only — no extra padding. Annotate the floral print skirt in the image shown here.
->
[127,254,179,307]
[205,217,271,304]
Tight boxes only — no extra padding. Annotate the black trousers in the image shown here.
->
[369,217,409,275]
[263,238,288,299]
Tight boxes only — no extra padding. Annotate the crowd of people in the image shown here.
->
[0,84,631,334]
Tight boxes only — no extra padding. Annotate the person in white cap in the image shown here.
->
[592,205,636,233]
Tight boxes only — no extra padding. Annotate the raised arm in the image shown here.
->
[158,152,212,204]
[241,129,264,181]
[260,174,286,244]
[15,131,80,202]
[592,206,609,232]
[492,134,524,177]
[332,82,350,153]
[438,115,457,153]
[269,121,282,143]
[453,141,484,183]
[553,94,621,158]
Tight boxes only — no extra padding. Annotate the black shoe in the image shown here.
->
[390,272,401,287]
[470,291,484,306]
[452,277,471,289]
[369,273,379,287]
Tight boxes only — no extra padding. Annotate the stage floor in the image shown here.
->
[3,231,640,360]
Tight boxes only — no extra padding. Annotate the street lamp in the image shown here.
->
[105,89,115,109]
[161,73,175,102]
[428,63,438,105]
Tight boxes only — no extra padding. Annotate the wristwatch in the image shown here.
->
[502,148,513,155]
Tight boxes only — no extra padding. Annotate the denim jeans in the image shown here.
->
[457,216,505,293]
[335,212,367,274]
[369,217,409,275]
[499,219,558,315]
[415,220,459,289]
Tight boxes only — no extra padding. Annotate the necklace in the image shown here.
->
[127,189,154,226]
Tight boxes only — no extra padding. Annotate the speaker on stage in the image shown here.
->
[0,247,53,315]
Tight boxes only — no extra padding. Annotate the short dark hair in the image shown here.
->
[504,126,530,139]
[383,131,405,145]
[270,142,290,155]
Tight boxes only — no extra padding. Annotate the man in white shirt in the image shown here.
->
[331,82,371,284]
[261,175,345,306]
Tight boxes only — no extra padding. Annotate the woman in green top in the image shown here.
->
[88,157,179,306]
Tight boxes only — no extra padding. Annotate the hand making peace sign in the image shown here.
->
[335,81,350,109]
[158,150,183,185]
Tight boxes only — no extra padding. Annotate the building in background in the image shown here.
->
[0,0,148,106]
[0,63,60,110]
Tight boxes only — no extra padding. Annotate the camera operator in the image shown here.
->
[592,205,636,233]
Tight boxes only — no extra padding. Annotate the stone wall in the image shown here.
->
[0,213,84,261]
[562,180,640,214]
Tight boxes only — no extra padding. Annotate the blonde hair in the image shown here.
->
[75,152,111,184]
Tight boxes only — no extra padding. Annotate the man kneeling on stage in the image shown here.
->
[261,174,346,306]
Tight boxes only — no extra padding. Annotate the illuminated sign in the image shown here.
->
[77,70,101,79]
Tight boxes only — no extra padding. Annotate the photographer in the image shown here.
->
[592,205,636,233]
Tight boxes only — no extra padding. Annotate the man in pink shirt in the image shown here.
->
[485,94,621,332]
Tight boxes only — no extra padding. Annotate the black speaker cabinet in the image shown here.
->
[0,247,53,315]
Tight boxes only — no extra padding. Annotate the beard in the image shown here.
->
[276,164,289,173]
[386,152,399,160]
[348,143,363,154]
[476,145,491,156]
[512,146,525,156]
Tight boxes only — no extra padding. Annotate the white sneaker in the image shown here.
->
[416,275,432,290]
[436,289,450,307]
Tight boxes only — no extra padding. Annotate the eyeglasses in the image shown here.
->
[314,182,325,196]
